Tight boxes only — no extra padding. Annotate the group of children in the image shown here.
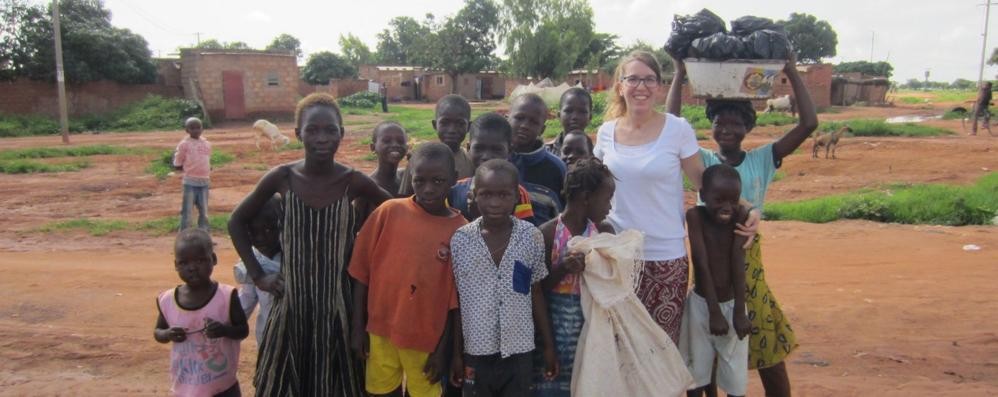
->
[155,87,764,397]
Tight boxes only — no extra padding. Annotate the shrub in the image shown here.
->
[819,119,951,137]
[339,91,381,108]
[0,96,205,137]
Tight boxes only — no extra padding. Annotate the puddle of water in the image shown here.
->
[885,115,942,124]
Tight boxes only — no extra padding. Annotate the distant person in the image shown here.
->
[232,194,282,345]
[380,83,389,113]
[173,117,211,231]
[972,81,993,136]
[155,228,248,396]
[398,95,475,196]
[681,164,751,397]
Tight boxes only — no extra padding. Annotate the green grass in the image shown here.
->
[37,218,130,236]
[0,96,206,137]
[893,89,977,104]
[0,145,139,160]
[146,149,235,180]
[37,214,231,236]
[819,119,951,137]
[773,171,786,182]
[0,159,91,174]
[679,105,797,130]
[764,173,998,226]
[896,96,925,105]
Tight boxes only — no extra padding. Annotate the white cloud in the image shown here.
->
[245,10,272,23]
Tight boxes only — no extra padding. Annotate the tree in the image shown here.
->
[193,39,224,49]
[375,16,431,65]
[779,13,837,64]
[1,0,156,84]
[574,32,621,71]
[266,33,302,59]
[988,48,998,66]
[499,0,594,79]
[951,78,976,90]
[602,40,673,76]
[422,0,500,93]
[302,51,356,84]
[192,39,253,50]
[834,61,893,78]
[338,33,374,68]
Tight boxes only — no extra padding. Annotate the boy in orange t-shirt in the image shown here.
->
[349,142,467,397]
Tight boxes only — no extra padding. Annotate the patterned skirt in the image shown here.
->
[635,257,690,344]
[745,234,798,369]
[533,292,583,397]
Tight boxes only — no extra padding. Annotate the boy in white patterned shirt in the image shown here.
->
[449,159,557,397]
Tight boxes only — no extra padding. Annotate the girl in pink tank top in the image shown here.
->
[155,228,248,397]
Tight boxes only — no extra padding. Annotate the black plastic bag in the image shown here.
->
[689,32,746,60]
[741,29,793,59]
[665,8,726,58]
[730,16,783,36]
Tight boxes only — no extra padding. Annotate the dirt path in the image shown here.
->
[1,104,996,395]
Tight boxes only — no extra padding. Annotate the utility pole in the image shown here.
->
[978,2,997,87]
[194,32,201,46]
[870,31,875,62]
[52,0,70,144]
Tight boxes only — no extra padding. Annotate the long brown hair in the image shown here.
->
[604,51,662,120]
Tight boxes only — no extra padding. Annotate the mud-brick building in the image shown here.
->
[180,49,298,121]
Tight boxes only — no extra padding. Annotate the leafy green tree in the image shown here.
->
[302,51,356,84]
[779,13,838,64]
[266,33,302,59]
[422,0,500,93]
[951,78,976,90]
[602,40,673,76]
[499,0,594,79]
[1,0,156,84]
[224,41,251,50]
[376,16,431,65]
[988,48,998,65]
[574,32,621,70]
[193,39,224,49]
[834,61,893,78]
[338,33,375,68]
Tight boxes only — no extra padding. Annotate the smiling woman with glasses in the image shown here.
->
[593,51,761,353]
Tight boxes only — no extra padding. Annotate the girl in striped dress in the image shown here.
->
[534,158,616,396]
[228,93,391,396]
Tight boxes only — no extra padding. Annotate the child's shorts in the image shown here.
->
[678,291,748,396]
[367,333,442,397]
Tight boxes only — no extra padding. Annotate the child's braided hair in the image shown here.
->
[562,157,614,202]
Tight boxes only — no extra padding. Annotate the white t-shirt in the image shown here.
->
[594,114,700,261]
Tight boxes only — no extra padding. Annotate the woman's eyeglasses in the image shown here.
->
[621,75,660,88]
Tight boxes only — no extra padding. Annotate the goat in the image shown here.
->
[766,95,796,117]
[812,126,851,159]
[253,119,290,149]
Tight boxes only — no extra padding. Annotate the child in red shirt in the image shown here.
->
[349,142,467,397]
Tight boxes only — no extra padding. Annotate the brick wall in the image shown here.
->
[298,79,369,99]
[181,50,298,120]
[768,63,833,109]
[0,79,182,118]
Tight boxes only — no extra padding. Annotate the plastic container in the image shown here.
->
[684,58,785,99]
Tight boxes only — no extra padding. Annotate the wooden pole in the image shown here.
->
[52,0,70,144]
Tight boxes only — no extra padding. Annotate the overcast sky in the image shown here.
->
[97,0,994,83]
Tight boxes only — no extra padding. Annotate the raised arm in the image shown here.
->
[772,55,818,161]
[665,56,686,117]
[228,166,286,296]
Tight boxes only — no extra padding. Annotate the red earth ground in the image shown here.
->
[0,101,995,396]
